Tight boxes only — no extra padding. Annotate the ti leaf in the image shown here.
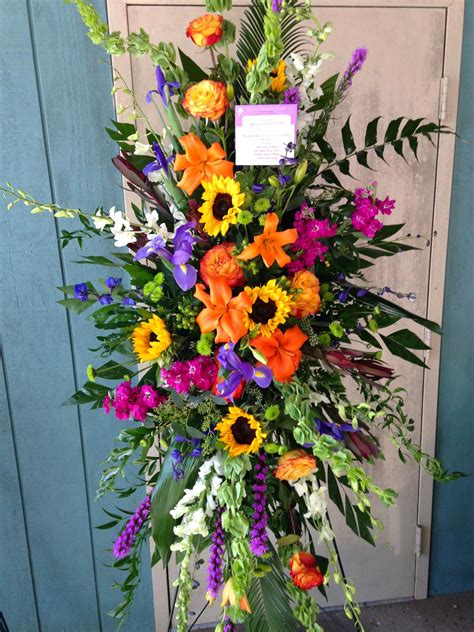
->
[178,48,208,82]
[247,549,300,632]
[151,447,201,564]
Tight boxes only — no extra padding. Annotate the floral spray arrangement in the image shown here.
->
[2,0,462,630]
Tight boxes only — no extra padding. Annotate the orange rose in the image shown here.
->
[290,270,321,319]
[274,449,316,481]
[200,243,246,288]
[186,14,223,47]
[289,552,324,591]
[182,80,229,121]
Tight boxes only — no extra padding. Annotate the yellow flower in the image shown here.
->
[132,315,171,362]
[198,175,245,237]
[216,407,266,457]
[220,578,252,612]
[244,280,293,338]
[247,58,287,93]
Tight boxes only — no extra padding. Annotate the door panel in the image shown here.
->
[115,2,447,627]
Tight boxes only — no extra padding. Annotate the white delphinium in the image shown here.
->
[144,209,173,240]
[92,206,138,247]
[290,475,334,543]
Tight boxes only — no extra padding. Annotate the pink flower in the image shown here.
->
[102,380,164,422]
[161,356,217,394]
[351,184,395,239]
[287,203,337,271]
[103,395,112,414]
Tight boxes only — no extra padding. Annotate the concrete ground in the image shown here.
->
[200,592,474,631]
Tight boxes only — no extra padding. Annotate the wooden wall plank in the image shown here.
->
[0,1,102,629]
[0,349,39,630]
[0,0,155,628]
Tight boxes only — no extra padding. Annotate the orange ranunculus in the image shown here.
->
[174,133,233,195]
[182,80,229,121]
[289,552,324,591]
[221,578,252,613]
[186,14,223,47]
[290,270,321,318]
[274,449,316,481]
[194,277,252,344]
[200,242,246,288]
[251,325,307,382]
[237,212,298,268]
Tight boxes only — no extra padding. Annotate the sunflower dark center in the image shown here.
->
[212,193,233,220]
[231,416,256,445]
[251,298,277,324]
[270,71,278,78]
[149,331,159,343]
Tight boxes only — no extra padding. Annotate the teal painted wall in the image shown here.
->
[0,1,154,630]
[429,2,474,595]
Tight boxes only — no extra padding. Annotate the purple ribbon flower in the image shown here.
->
[146,66,180,107]
[143,142,174,178]
[134,222,198,291]
[216,343,273,399]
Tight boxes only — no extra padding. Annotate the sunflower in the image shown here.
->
[132,314,171,362]
[247,59,287,93]
[216,406,266,457]
[244,280,293,338]
[198,175,245,237]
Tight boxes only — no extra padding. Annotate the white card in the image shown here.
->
[235,104,298,166]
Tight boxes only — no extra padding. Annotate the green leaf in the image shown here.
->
[386,328,430,350]
[371,223,405,241]
[365,116,381,147]
[384,117,404,142]
[95,360,131,380]
[247,549,299,632]
[358,292,441,334]
[356,150,373,170]
[400,118,424,138]
[344,495,358,536]
[57,297,95,315]
[341,116,356,154]
[380,334,428,368]
[327,466,344,514]
[392,139,407,161]
[73,255,121,267]
[315,137,336,163]
[151,447,201,564]
[354,506,375,546]
[63,381,110,407]
[178,48,208,82]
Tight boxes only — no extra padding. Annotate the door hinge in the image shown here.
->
[439,77,449,121]
[423,329,432,362]
[415,525,423,557]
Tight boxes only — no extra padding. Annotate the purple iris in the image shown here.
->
[271,0,283,12]
[169,222,198,291]
[315,417,360,441]
[146,66,180,107]
[134,234,168,262]
[284,87,299,106]
[216,343,273,399]
[143,142,173,178]
[98,294,113,305]
[134,222,198,291]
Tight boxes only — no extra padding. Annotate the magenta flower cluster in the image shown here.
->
[250,452,269,557]
[113,495,151,559]
[103,381,164,422]
[161,355,217,394]
[207,505,224,599]
[351,183,395,238]
[287,203,338,272]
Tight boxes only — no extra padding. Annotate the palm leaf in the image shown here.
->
[236,0,310,98]
[247,549,302,632]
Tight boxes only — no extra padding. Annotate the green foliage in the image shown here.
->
[150,447,201,563]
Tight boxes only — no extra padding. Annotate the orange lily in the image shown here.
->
[237,212,298,268]
[221,578,252,613]
[174,132,234,195]
[251,325,307,382]
[194,277,252,344]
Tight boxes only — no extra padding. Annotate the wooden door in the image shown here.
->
[107,0,463,628]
